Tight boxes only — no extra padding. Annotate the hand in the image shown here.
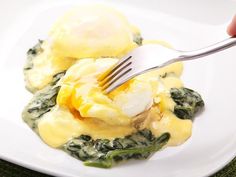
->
[227,15,236,36]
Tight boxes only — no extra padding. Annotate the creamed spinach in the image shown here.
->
[64,129,170,168]
[22,71,65,130]
[22,40,204,168]
[170,87,204,120]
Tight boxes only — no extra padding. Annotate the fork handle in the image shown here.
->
[178,37,236,60]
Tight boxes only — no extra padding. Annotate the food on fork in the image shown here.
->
[22,5,204,168]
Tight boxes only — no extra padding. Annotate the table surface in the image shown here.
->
[0,157,235,177]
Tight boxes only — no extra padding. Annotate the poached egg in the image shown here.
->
[25,5,140,92]
[56,58,156,125]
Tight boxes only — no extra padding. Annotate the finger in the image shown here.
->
[227,15,236,36]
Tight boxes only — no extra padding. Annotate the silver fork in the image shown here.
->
[99,37,236,93]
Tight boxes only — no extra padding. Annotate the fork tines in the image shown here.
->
[98,56,133,92]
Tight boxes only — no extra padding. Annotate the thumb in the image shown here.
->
[227,15,236,36]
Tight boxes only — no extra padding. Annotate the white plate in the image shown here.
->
[0,0,236,177]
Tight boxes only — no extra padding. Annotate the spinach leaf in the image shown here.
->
[170,87,204,120]
[22,71,65,130]
[133,33,143,46]
[64,129,170,168]
[24,40,44,70]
